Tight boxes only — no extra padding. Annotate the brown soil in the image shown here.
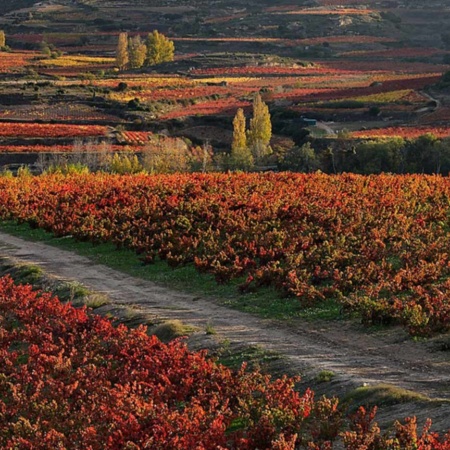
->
[0,231,449,431]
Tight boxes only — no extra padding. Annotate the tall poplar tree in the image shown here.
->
[0,31,6,49]
[230,108,253,170]
[247,93,272,164]
[116,32,129,70]
[128,35,146,69]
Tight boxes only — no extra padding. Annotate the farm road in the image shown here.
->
[0,231,449,429]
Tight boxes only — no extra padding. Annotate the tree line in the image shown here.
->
[271,133,450,175]
[116,30,175,70]
[227,93,450,175]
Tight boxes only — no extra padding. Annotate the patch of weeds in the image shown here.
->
[226,417,248,434]
[316,370,336,383]
[0,262,15,276]
[221,288,308,320]
[54,281,90,303]
[115,308,157,329]
[15,354,30,365]
[344,383,429,410]
[205,321,216,335]
[14,264,43,285]
[151,319,198,343]
[427,333,450,352]
[83,293,110,309]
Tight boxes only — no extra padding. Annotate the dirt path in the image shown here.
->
[0,231,449,429]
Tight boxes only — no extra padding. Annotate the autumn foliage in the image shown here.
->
[1,276,449,448]
[1,172,450,336]
[0,276,312,449]
[0,122,107,138]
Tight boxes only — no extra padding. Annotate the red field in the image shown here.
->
[1,172,450,336]
[0,276,312,449]
[0,144,129,153]
[0,51,37,72]
[1,275,449,448]
[0,123,108,138]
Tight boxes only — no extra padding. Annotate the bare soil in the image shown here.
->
[0,231,449,431]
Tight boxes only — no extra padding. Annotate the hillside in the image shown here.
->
[1,0,449,56]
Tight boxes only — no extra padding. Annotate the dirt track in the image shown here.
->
[0,230,449,430]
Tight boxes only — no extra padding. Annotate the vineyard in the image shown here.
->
[1,275,449,448]
[0,0,450,443]
[0,36,447,155]
[0,123,108,138]
[1,172,450,336]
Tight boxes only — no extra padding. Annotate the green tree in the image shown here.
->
[230,108,253,170]
[352,138,405,174]
[0,31,6,49]
[128,35,146,69]
[145,30,175,66]
[406,133,439,173]
[40,41,51,57]
[116,32,129,70]
[434,138,450,174]
[247,93,272,164]
[281,142,319,172]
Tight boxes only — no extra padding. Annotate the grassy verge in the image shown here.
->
[217,342,282,372]
[343,384,431,410]
[0,220,344,322]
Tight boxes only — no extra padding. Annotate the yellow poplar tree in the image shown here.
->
[116,32,129,70]
[230,108,253,170]
[0,31,6,49]
[247,93,272,164]
[128,35,147,69]
[145,30,175,66]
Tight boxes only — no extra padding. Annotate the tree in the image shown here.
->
[142,138,190,174]
[232,108,247,151]
[352,138,405,174]
[190,142,214,173]
[109,152,143,174]
[145,30,175,66]
[116,32,129,70]
[128,35,146,69]
[407,133,450,174]
[0,31,5,49]
[281,142,319,172]
[433,138,450,174]
[247,93,272,164]
[230,108,253,170]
